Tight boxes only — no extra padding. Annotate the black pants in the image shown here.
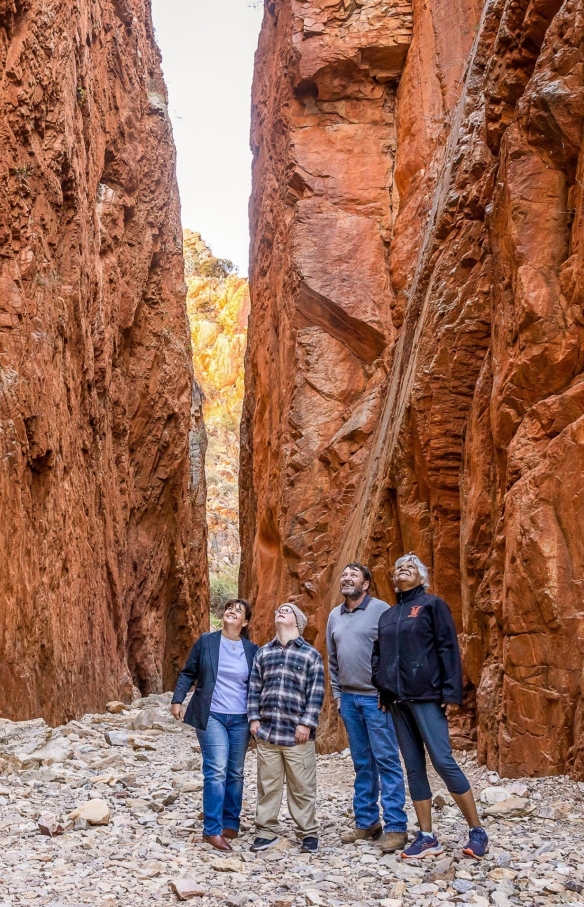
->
[390,701,470,801]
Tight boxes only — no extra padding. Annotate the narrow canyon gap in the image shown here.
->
[0,0,208,723]
[241,0,584,779]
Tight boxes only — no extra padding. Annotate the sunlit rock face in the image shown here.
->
[242,0,584,777]
[0,0,208,724]
[184,231,249,583]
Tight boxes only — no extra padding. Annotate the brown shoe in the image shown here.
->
[340,822,382,844]
[222,828,238,840]
[203,834,232,851]
[380,831,409,853]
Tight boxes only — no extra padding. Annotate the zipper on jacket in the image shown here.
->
[396,601,403,701]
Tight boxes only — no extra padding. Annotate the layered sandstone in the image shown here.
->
[0,0,208,724]
[184,230,249,583]
[242,0,584,777]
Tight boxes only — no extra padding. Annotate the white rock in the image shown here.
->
[169,878,205,899]
[104,730,128,747]
[480,786,512,805]
[69,798,111,825]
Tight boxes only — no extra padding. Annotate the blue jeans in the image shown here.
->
[195,712,250,836]
[340,693,407,832]
[391,701,470,801]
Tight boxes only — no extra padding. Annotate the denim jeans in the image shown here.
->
[195,712,250,836]
[340,693,407,832]
[391,700,470,801]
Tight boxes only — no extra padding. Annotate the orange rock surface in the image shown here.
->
[242,0,584,777]
[184,231,249,579]
[0,0,208,723]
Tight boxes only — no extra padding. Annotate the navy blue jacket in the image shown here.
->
[172,631,259,730]
[371,586,463,706]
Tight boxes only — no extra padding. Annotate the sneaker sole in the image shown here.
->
[251,837,280,851]
[462,846,488,860]
[301,846,319,853]
[401,845,444,860]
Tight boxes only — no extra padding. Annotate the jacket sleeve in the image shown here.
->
[300,652,325,729]
[371,633,381,690]
[432,598,463,705]
[171,636,203,704]
[247,650,263,722]
[326,614,341,700]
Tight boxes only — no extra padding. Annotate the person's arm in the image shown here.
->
[433,598,463,705]
[326,615,341,707]
[170,636,203,719]
[299,652,325,732]
[247,650,263,730]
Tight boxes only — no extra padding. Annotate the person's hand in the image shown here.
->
[170,703,183,721]
[336,698,341,712]
[250,721,260,738]
[295,724,311,744]
[443,703,460,718]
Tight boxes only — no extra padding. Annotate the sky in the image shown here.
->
[151,0,264,276]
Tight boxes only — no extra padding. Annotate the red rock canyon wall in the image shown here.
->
[0,0,208,724]
[242,0,584,778]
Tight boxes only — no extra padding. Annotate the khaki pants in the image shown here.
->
[255,739,318,839]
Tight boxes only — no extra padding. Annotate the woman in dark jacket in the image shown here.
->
[171,599,258,851]
[372,554,488,861]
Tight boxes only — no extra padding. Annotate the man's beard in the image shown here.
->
[342,581,364,600]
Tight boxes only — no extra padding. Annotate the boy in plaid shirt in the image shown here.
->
[248,602,324,853]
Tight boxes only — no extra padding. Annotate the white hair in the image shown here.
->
[394,554,430,591]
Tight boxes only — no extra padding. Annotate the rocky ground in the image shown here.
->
[0,695,583,907]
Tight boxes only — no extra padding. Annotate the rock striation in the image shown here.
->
[0,0,208,723]
[242,0,584,777]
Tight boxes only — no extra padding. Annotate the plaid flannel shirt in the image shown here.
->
[247,637,325,747]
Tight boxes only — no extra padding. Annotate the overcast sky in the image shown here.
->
[151,0,264,275]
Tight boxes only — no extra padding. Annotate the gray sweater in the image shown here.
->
[326,595,389,698]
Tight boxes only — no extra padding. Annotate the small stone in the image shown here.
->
[565,880,584,893]
[490,893,511,907]
[211,857,244,872]
[488,869,516,881]
[104,730,128,746]
[38,814,64,836]
[453,879,475,894]
[305,893,325,907]
[105,701,128,713]
[432,790,449,809]
[169,878,206,900]
[483,796,533,818]
[379,900,402,907]
[480,786,512,805]
[69,797,111,825]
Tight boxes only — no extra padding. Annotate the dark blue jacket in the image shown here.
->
[172,631,259,730]
[371,586,463,706]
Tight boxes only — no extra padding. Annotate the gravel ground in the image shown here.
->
[0,693,583,907]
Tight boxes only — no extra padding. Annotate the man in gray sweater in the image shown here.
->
[326,562,408,852]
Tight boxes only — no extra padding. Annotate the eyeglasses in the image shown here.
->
[275,606,294,615]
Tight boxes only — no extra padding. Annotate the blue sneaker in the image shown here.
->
[401,831,444,860]
[463,826,489,859]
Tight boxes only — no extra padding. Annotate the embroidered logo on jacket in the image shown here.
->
[408,606,422,618]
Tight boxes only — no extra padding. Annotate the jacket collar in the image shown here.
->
[396,585,426,604]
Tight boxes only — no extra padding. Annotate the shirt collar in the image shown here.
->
[268,636,305,649]
[341,594,371,615]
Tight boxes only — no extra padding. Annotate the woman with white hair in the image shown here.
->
[372,553,488,861]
